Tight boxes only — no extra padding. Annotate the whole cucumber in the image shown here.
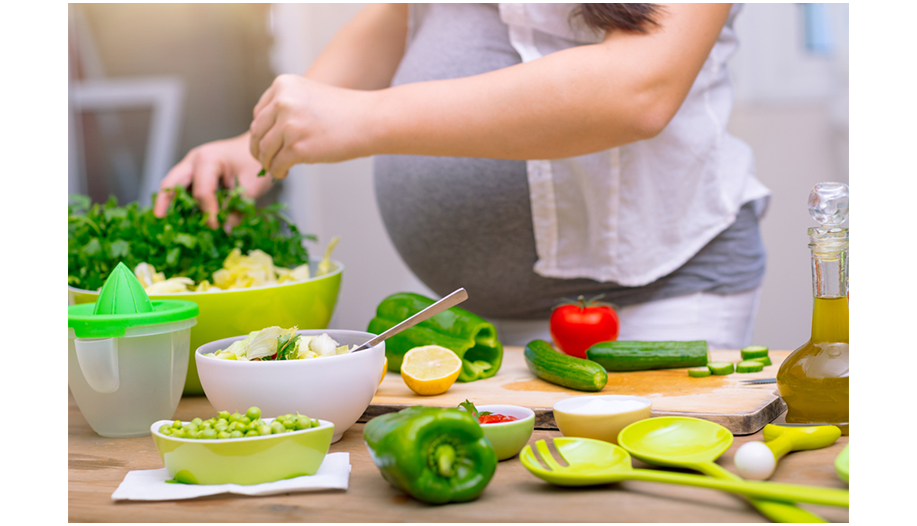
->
[586,340,709,372]
[524,340,608,392]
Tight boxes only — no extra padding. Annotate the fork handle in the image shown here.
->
[631,468,848,508]
[701,463,828,523]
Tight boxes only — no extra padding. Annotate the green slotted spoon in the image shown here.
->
[617,417,827,523]
[520,437,848,508]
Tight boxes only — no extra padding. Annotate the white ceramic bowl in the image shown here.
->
[553,395,652,444]
[195,329,384,443]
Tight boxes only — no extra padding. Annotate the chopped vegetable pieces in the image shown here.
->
[707,362,735,375]
[741,345,770,360]
[737,360,765,373]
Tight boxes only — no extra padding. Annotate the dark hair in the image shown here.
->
[574,3,662,33]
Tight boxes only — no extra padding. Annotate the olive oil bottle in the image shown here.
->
[777,182,849,434]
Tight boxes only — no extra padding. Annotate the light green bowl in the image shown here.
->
[69,260,343,395]
[835,444,849,483]
[150,418,334,485]
[476,405,536,461]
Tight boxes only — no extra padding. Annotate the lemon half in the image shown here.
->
[400,345,462,396]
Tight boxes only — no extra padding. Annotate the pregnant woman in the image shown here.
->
[154,4,769,348]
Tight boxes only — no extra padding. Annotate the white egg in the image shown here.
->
[734,441,777,481]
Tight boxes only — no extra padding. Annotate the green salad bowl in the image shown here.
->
[69,260,343,395]
[476,405,536,461]
[150,418,334,485]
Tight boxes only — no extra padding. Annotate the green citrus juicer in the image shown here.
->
[734,424,842,482]
[68,262,198,437]
[519,436,848,508]
[617,416,827,523]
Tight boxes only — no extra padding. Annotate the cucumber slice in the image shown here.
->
[707,361,735,375]
[749,355,772,366]
[737,360,764,373]
[688,367,712,378]
[741,345,769,359]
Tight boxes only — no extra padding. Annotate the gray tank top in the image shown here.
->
[373,3,766,319]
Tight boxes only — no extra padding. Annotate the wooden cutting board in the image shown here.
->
[359,348,787,435]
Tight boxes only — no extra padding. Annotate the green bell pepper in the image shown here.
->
[367,292,503,382]
[363,406,497,504]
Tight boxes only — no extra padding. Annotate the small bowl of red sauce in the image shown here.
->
[474,404,535,461]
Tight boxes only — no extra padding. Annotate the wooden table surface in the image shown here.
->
[69,392,849,522]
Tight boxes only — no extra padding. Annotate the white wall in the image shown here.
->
[271,3,849,350]
[728,3,849,350]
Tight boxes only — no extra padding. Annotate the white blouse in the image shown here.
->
[498,3,770,286]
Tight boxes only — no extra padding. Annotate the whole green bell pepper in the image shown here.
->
[363,406,497,504]
[367,292,503,382]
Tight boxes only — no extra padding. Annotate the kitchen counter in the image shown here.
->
[68,392,849,522]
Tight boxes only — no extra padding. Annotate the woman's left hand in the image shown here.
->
[249,74,376,179]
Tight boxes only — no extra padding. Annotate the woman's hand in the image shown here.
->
[153,133,271,228]
[248,74,376,180]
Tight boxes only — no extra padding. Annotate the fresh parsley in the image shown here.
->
[458,400,492,421]
[68,186,315,291]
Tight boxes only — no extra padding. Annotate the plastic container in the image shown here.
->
[68,262,198,437]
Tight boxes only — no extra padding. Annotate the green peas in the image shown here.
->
[311,419,320,428]
[165,407,310,440]
[294,416,311,430]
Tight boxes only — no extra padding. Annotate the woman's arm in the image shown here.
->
[251,3,732,177]
[305,3,408,89]
[154,3,408,220]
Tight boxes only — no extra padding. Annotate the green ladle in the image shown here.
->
[519,437,848,508]
[617,417,827,523]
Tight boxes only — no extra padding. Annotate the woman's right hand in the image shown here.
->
[153,132,272,228]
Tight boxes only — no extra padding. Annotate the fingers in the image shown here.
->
[252,81,276,119]
[189,154,225,229]
[256,123,285,178]
[154,155,195,217]
[269,140,300,181]
[249,105,278,167]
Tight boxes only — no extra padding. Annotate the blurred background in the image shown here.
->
[68,3,849,351]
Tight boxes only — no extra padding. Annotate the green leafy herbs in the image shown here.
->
[68,186,315,291]
[262,333,302,361]
[458,400,491,421]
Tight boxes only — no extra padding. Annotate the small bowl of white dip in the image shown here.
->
[553,395,652,444]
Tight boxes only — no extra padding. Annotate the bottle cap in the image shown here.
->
[808,182,849,231]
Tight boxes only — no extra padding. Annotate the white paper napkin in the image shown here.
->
[111,452,351,501]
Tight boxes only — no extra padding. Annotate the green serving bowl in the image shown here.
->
[69,260,343,395]
[476,405,536,461]
[150,418,335,485]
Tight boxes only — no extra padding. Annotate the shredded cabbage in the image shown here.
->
[209,326,351,361]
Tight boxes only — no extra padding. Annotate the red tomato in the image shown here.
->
[478,413,518,424]
[549,295,619,359]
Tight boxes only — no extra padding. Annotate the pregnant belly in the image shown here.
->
[372,154,537,316]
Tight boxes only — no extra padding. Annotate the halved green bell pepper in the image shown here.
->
[363,406,497,504]
[367,292,503,382]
